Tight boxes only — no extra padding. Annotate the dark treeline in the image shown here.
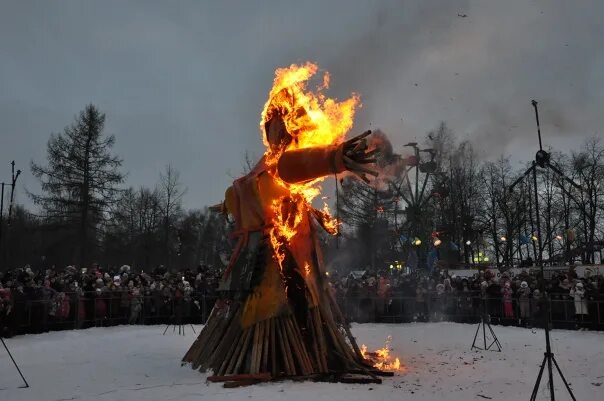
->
[0,105,230,272]
[333,123,604,272]
[0,105,603,274]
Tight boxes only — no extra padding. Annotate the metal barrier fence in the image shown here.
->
[0,293,218,335]
[339,294,604,330]
[1,293,603,336]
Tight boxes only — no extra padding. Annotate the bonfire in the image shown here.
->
[183,62,394,387]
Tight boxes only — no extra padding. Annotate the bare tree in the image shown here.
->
[572,137,604,263]
[158,164,186,269]
[104,186,163,269]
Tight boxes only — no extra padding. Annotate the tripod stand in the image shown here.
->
[509,100,577,401]
[162,301,196,336]
[1,336,29,388]
[162,319,196,336]
[471,300,502,352]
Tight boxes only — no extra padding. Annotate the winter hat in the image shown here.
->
[95,278,104,286]
[521,281,528,288]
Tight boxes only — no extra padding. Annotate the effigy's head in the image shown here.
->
[263,87,315,153]
[260,62,359,159]
[263,92,295,152]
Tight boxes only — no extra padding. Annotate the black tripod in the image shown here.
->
[163,301,196,336]
[162,320,196,336]
[1,336,29,388]
[471,299,502,352]
[509,100,577,401]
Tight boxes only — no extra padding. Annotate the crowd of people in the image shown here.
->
[330,267,604,330]
[0,264,222,337]
[2,263,604,337]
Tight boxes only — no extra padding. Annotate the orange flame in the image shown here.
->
[361,336,403,372]
[261,63,359,266]
[303,262,311,277]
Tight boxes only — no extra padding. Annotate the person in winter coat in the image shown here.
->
[0,285,13,337]
[457,280,473,322]
[433,283,446,321]
[94,279,108,324]
[501,281,514,319]
[129,287,143,325]
[569,282,589,329]
[531,289,542,322]
[415,283,427,322]
[517,281,531,325]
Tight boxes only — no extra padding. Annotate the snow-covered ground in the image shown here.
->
[1,322,602,401]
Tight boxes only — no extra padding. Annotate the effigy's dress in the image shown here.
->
[182,145,367,378]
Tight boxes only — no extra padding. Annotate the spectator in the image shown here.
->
[129,286,143,324]
[415,282,427,322]
[569,282,589,330]
[517,281,531,326]
[502,282,514,320]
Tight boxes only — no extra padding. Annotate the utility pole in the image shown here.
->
[0,161,22,269]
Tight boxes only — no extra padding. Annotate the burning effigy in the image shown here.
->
[183,62,394,386]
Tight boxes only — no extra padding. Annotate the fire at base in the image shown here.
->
[361,336,404,372]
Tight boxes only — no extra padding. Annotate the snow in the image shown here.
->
[1,322,602,401]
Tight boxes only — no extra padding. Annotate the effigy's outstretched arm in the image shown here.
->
[277,130,377,184]
[277,145,345,183]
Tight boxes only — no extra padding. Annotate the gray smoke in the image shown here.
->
[318,0,604,161]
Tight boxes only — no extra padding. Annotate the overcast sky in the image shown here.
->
[1,0,602,210]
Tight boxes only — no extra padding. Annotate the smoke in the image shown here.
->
[367,129,407,188]
[318,0,604,161]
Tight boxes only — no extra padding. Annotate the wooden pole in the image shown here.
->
[276,318,294,375]
[225,327,248,375]
[269,318,278,377]
[261,319,270,373]
[233,327,253,374]
[218,330,243,375]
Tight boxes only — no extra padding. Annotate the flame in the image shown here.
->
[261,62,359,152]
[303,262,311,277]
[320,202,339,235]
[361,336,404,372]
[261,62,359,267]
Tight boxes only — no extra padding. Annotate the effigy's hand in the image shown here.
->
[342,130,379,183]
